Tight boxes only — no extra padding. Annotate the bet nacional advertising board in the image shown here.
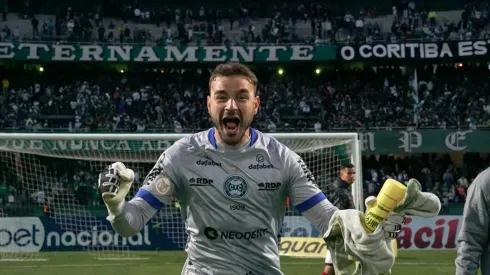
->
[0,216,461,252]
[0,216,182,252]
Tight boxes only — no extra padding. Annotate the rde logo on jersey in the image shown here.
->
[223,175,248,199]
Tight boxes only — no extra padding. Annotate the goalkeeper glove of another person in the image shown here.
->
[364,196,406,239]
[363,178,441,239]
[395,178,441,217]
[98,162,134,219]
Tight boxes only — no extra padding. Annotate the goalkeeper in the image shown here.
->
[98,62,440,275]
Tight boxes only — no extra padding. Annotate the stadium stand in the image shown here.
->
[1,0,490,215]
[0,2,489,274]
[0,4,489,273]
[0,0,481,44]
[2,65,490,132]
[2,64,489,216]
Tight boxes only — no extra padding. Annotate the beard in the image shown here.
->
[211,111,253,146]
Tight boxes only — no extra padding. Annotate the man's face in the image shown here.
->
[207,75,259,145]
[340,168,356,184]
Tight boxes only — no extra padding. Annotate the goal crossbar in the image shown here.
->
[0,132,359,140]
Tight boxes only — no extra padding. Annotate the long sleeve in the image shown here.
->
[286,154,338,235]
[456,170,490,275]
[108,147,181,237]
[110,197,158,237]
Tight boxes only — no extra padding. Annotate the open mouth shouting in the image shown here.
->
[222,114,241,136]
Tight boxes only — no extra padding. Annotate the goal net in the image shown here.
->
[0,132,362,261]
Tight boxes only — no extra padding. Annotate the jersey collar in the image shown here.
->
[208,127,258,149]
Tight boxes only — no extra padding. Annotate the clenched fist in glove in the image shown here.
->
[98,162,134,220]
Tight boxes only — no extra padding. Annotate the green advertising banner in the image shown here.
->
[338,40,490,61]
[360,129,490,154]
[0,139,176,152]
[0,42,336,62]
[0,130,488,155]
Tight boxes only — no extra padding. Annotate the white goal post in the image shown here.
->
[0,132,363,261]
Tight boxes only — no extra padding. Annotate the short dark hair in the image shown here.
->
[209,62,258,93]
[341,163,355,170]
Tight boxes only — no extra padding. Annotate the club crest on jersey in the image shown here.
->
[155,176,172,195]
[223,175,248,199]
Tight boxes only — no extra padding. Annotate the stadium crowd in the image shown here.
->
[1,64,490,132]
[1,1,489,216]
[1,0,490,44]
[0,63,488,215]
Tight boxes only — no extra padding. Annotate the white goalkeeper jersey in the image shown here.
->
[110,128,338,275]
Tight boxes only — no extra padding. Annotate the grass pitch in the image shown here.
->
[0,250,457,275]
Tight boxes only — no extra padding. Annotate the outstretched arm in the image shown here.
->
[286,156,338,235]
[285,151,408,275]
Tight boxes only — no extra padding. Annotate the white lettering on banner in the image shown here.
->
[340,41,490,60]
[46,226,151,247]
[0,217,151,252]
[0,42,15,58]
[134,46,159,62]
[106,45,133,61]
[398,131,422,152]
[281,216,462,250]
[79,45,104,61]
[445,131,471,151]
[290,45,314,60]
[259,46,287,61]
[0,43,317,62]
[101,140,115,150]
[52,45,76,61]
[29,140,44,150]
[164,46,199,62]
[203,46,226,62]
[360,132,376,152]
[228,46,256,62]
[340,46,355,60]
[458,41,473,56]
[18,43,50,59]
[458,41,487,56]
[0,140,174,152]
